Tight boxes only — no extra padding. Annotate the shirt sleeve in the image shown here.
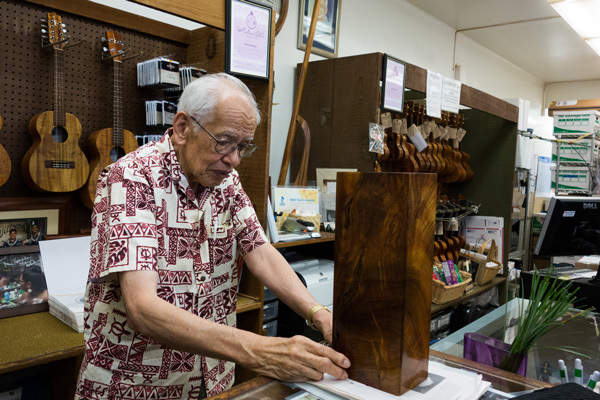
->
[230,181,268,256]
[89,161,158,281]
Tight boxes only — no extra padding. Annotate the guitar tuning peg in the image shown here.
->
[102,47,109,53]
[61,23,66,28]
[41,29,47,34]
[101,37,107,42]
[62,29,67,34]
[40,18,46,22]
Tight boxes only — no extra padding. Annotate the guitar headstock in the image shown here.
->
[45,12,67,50]
[104,31,125,62]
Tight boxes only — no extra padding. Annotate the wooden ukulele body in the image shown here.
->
[22,111,89,192]
[0,115,10,187]
[82,127,138,208]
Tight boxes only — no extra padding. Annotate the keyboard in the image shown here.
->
[535,266,595,277]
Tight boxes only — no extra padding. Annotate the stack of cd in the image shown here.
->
[137,57,181,88]
[145,100,177,126]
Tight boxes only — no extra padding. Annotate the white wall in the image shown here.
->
[271,0,557,182]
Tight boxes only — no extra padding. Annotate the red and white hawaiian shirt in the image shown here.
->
[75,130,267,399]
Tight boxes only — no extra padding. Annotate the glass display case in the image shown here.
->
[431,298,600,385]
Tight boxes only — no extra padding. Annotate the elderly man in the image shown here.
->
[75,73,349,399]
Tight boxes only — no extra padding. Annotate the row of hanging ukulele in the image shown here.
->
[433,195,470,264]
[16,13,138,209]
[376,101,474,183]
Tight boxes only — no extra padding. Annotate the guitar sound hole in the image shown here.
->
[51,126,68,143]
[110,146,126,162]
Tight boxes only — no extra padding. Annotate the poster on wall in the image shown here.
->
[226,0,272,80]
[381,54,406,114]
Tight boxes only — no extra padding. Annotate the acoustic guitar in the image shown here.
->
[81,31,138,208]
[0,115,11,187]
[22,13,89,192]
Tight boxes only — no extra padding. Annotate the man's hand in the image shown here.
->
[242,334,350,382]
[312,307,333,344]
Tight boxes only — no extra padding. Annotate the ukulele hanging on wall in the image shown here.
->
[22,12,89,193]
[81,31,138,209]
[0,114,11,187]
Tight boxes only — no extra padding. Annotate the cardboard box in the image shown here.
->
[548,99,600,116]
[461,216,504,265]
[551,166,593,192]
[552,138,599,163]
[552,110,600,136]
[532,197,549,214]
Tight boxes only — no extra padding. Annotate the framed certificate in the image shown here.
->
[226,0,272,80]
[381,54,406,114]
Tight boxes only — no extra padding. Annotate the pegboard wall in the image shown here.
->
[0,0,187,233]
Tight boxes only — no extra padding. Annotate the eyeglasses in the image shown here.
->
[189,115,258,158]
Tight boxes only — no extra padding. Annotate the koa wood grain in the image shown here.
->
[0,115,10,187]
[333,172,436,396]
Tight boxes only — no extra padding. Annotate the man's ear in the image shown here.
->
[171,111,190,145]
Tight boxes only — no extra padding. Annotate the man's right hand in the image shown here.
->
[240,334,351,382]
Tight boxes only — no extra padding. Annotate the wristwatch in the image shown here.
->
[305,304,331,330]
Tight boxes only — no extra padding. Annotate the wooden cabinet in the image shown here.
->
[291,52,519,307]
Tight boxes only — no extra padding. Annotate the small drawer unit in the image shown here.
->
[263,299,279,322]
[263,319,277,337]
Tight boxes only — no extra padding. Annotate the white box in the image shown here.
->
[551,166,593,192]
[552,138,599,163]
[460,216,504,264]
[553,111,600,136]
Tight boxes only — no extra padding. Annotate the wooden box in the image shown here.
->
[333,172,436,396]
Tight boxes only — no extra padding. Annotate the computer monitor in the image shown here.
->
[534,196,600,257]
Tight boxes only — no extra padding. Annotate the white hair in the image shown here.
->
[177,72,261,126]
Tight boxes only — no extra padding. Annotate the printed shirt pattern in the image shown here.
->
[75,131,267,399]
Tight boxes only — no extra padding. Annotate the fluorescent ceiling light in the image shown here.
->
[89,0,204,31]
[586,37,600,55]
[549,0,600,56]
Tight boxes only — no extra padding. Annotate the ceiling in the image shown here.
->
[405,0,600,84]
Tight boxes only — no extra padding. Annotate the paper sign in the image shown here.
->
[426,70,443,118]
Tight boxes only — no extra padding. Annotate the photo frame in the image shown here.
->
[381,54,407,114]
[225,0,272,80]
[297,0,341,58]
[0,197,69,237]
[0,246,49,319]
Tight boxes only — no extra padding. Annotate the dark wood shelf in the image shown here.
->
[431,276,506,315]
[272,232,335,248]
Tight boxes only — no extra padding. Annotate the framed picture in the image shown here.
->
[225,0,272,80]
[297,0,341,58]
[381,54,407,114]
[0,246,49,319]
[0,197,69,237]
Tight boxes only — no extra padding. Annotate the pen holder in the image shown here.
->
[432,271,472,304]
